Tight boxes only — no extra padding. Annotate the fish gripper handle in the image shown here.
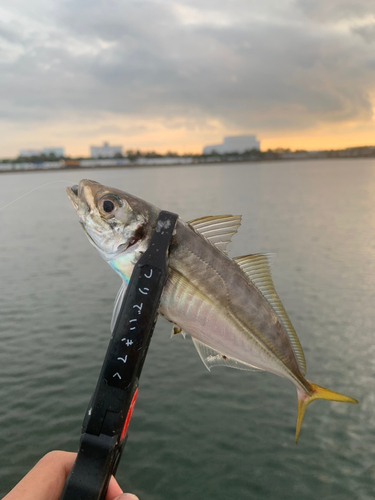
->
[60,210,178,500]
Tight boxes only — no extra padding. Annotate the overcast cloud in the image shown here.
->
[1,0,375,154]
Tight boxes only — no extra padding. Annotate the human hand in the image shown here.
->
[3,451,138,500]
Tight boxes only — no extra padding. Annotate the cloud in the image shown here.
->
[352,22,375,43]
[0,0,375,153]
[296,0,375,22]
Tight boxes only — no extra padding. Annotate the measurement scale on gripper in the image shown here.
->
[61,210,178,500]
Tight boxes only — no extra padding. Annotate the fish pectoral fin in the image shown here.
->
[295,382,358,444]
[171,324,187,339]
[188,215,242,254]
[234,253,307,376]
[191,338,263,372]
[111,280,128,333]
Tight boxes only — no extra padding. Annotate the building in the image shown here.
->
[43,147,64,157]
[90,141,123,158]
[19,147,64,158]
[203,135,260,154]
[19,149,42,157]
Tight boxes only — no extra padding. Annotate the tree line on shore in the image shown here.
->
[2,145,375,164]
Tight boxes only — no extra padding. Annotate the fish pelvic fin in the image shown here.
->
[295,382,358,444]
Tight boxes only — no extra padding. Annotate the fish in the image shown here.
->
[66,179,358,443]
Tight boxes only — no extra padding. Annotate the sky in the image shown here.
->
[1,0,375,157]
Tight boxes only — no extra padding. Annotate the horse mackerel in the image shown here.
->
[66,179,357,443]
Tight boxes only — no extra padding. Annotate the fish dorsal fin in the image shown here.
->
[111,280,128,333]
[191,338,263,372]
[234,254,307,375]
[188,215,242,254]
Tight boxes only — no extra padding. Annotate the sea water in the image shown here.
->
[0,159,374,499]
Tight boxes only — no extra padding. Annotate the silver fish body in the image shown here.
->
[161,219,304,385]
[66,179,357,442]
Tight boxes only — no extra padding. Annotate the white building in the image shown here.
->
[90,141,123,158]
[19,149,42,157]
[19,147,64,157]
[43,147,64,157]
[203,135,260,154]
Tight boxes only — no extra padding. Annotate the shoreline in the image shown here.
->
[1,154,375,174]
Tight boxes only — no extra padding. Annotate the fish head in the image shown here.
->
[66,179,159,261]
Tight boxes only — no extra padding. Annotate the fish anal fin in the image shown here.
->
[295,382,358,443]
[188,215,242,254]
[191,338,263,372]
[234,253,307,376]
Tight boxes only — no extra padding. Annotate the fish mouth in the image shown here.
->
[66,179,104,213]
[66,184,80,210]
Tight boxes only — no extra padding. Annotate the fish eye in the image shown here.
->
[103,200,114,213]
[99,196,120,216]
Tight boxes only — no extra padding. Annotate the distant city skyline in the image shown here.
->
[12,132,375,160]
[90,141,123,158]
[203,135,260,154]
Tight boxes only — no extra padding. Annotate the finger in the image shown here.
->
[113,494,139,500]
[4,451,128,500]
[105,475,123,500]
[3,451,77,500]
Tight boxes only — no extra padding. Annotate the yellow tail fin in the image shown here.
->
[295,382,358,444]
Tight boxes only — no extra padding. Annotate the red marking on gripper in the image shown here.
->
[120,388,139,441]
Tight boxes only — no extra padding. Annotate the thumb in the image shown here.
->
[113,494,139,500]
